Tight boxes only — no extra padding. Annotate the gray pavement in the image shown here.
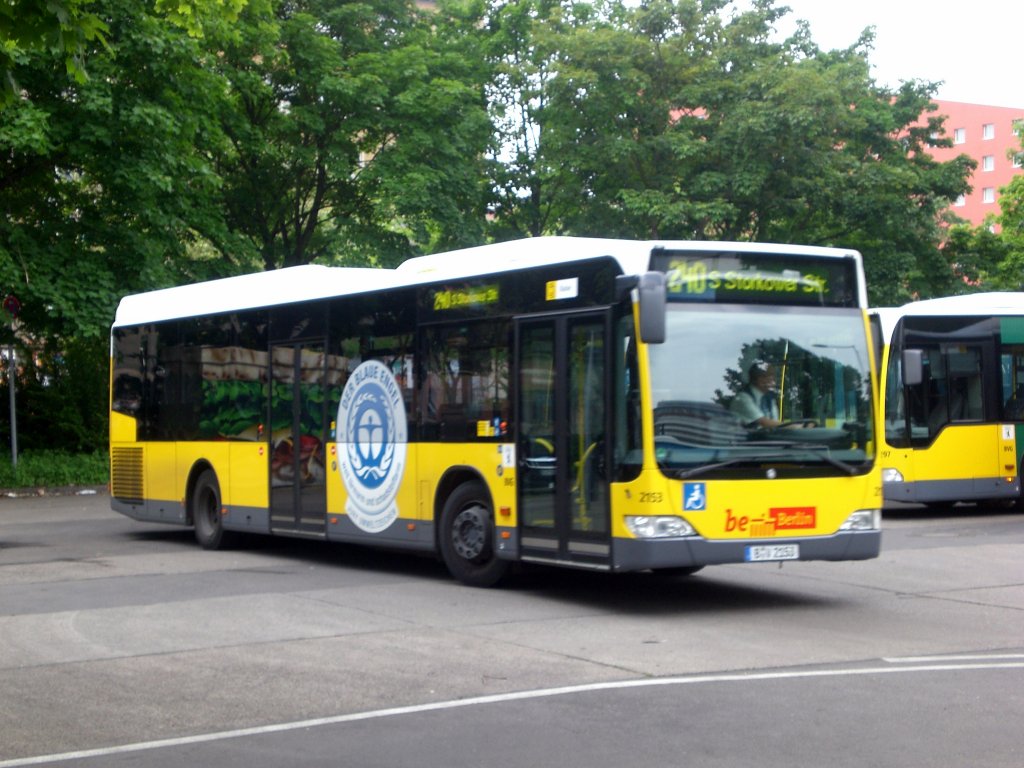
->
[1,493,1022,766]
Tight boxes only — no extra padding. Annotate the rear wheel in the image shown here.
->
[192,469,231,549]
[439,480,508,587]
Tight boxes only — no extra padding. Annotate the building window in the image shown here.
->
[982,123,995,140]
[983,188,996,204]
[953,128,966,144]
[954,195,966,207]
[1014,154,1023,169]
[983,155,995,172]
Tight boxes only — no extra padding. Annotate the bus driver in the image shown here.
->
[731,361,782,428]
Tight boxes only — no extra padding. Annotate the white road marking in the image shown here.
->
[882,653,1024,663]
[2,659,1022,767]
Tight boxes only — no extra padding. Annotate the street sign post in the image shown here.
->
[4,293,20,469]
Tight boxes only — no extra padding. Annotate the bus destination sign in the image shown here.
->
[431,283,500,312]
[650,251,857,307]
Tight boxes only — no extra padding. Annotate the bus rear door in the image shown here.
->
[269,341,328,536]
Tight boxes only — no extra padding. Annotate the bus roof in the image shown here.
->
[113,265,409,328]
[395,236,863,283]
[113,236,865,327]
[896,292,1024,317]
[872,292,1024,341]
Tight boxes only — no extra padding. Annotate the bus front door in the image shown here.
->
[516,312,611,569]
[269,342,328,536]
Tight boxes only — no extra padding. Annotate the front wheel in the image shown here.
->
[192,469,232,550]
[439,480,509,587]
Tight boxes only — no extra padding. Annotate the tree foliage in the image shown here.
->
[1,0,248,109]
[993,132,1024,287]
[0,0,108,108]
[480,0,974,305]
[1,0,231,342]
[935,128,1024,293]
[206,0,494,270]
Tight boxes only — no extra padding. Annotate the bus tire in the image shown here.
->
[439,480,508,587]
[192,469,230,550]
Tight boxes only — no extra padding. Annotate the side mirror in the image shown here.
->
[902,348,923,387]
[637,271,666,344]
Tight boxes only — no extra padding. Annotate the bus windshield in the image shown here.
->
[648,304,874,478]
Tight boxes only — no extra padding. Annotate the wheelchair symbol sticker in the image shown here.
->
[683,482,706,511]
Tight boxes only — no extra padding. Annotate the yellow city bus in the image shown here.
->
[876,293,1024,507]
[109,237,881,586]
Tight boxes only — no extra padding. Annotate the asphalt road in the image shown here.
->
[1,494,1021,767]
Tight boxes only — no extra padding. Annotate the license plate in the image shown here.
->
[745,544,799,562]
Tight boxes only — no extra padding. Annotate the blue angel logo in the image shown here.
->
[337,360,408,533]
[347,391,396,489]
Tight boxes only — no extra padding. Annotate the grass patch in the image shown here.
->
[0,450,109,489]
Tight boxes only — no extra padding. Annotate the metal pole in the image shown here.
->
[8,344,16,469]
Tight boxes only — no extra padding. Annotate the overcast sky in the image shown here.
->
[772,0,1021,107]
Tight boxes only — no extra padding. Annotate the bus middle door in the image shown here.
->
[269,341,328,536]
[516,311,611,570]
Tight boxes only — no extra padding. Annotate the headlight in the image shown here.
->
[625,515,697,538]
[881,468,904,483]
[839,509,881,531]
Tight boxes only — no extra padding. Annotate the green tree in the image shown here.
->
[993,128,1024,287]
[1,0,232,344]
[1,0,242,453]
[483,0,576,238]
[939,126,1024,292]
[205,0,494,270]
[0,0,108,108]
[483,0,974,305]
[1,0,248,109]
[940,223,1012,291]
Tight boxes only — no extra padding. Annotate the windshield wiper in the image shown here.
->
[769,441,859,475]
[744,438,861,476]
[794,445,859,475]
[670,445,860,479]
[673,452,788,479]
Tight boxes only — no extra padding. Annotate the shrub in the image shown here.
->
[0,450,108,489]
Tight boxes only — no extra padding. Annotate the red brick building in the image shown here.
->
[925,100,1024,230]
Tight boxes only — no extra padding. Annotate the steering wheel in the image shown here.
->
[779,419,817,428]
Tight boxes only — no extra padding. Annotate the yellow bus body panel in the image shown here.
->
[913,425,1015,482]
[226,442,269,509]
[612,469,882,540]
[109,412,137,444]
[144,442,187,505]
[883,424,1016,489]
[325,442,516,526]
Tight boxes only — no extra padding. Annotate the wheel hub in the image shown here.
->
[452,504,487,560]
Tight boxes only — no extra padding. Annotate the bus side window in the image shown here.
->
[924,349,950,437]
[112,328,144,417]
[421,321,510,442]
[946,348,982,421]
[1001,348,1024,420]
